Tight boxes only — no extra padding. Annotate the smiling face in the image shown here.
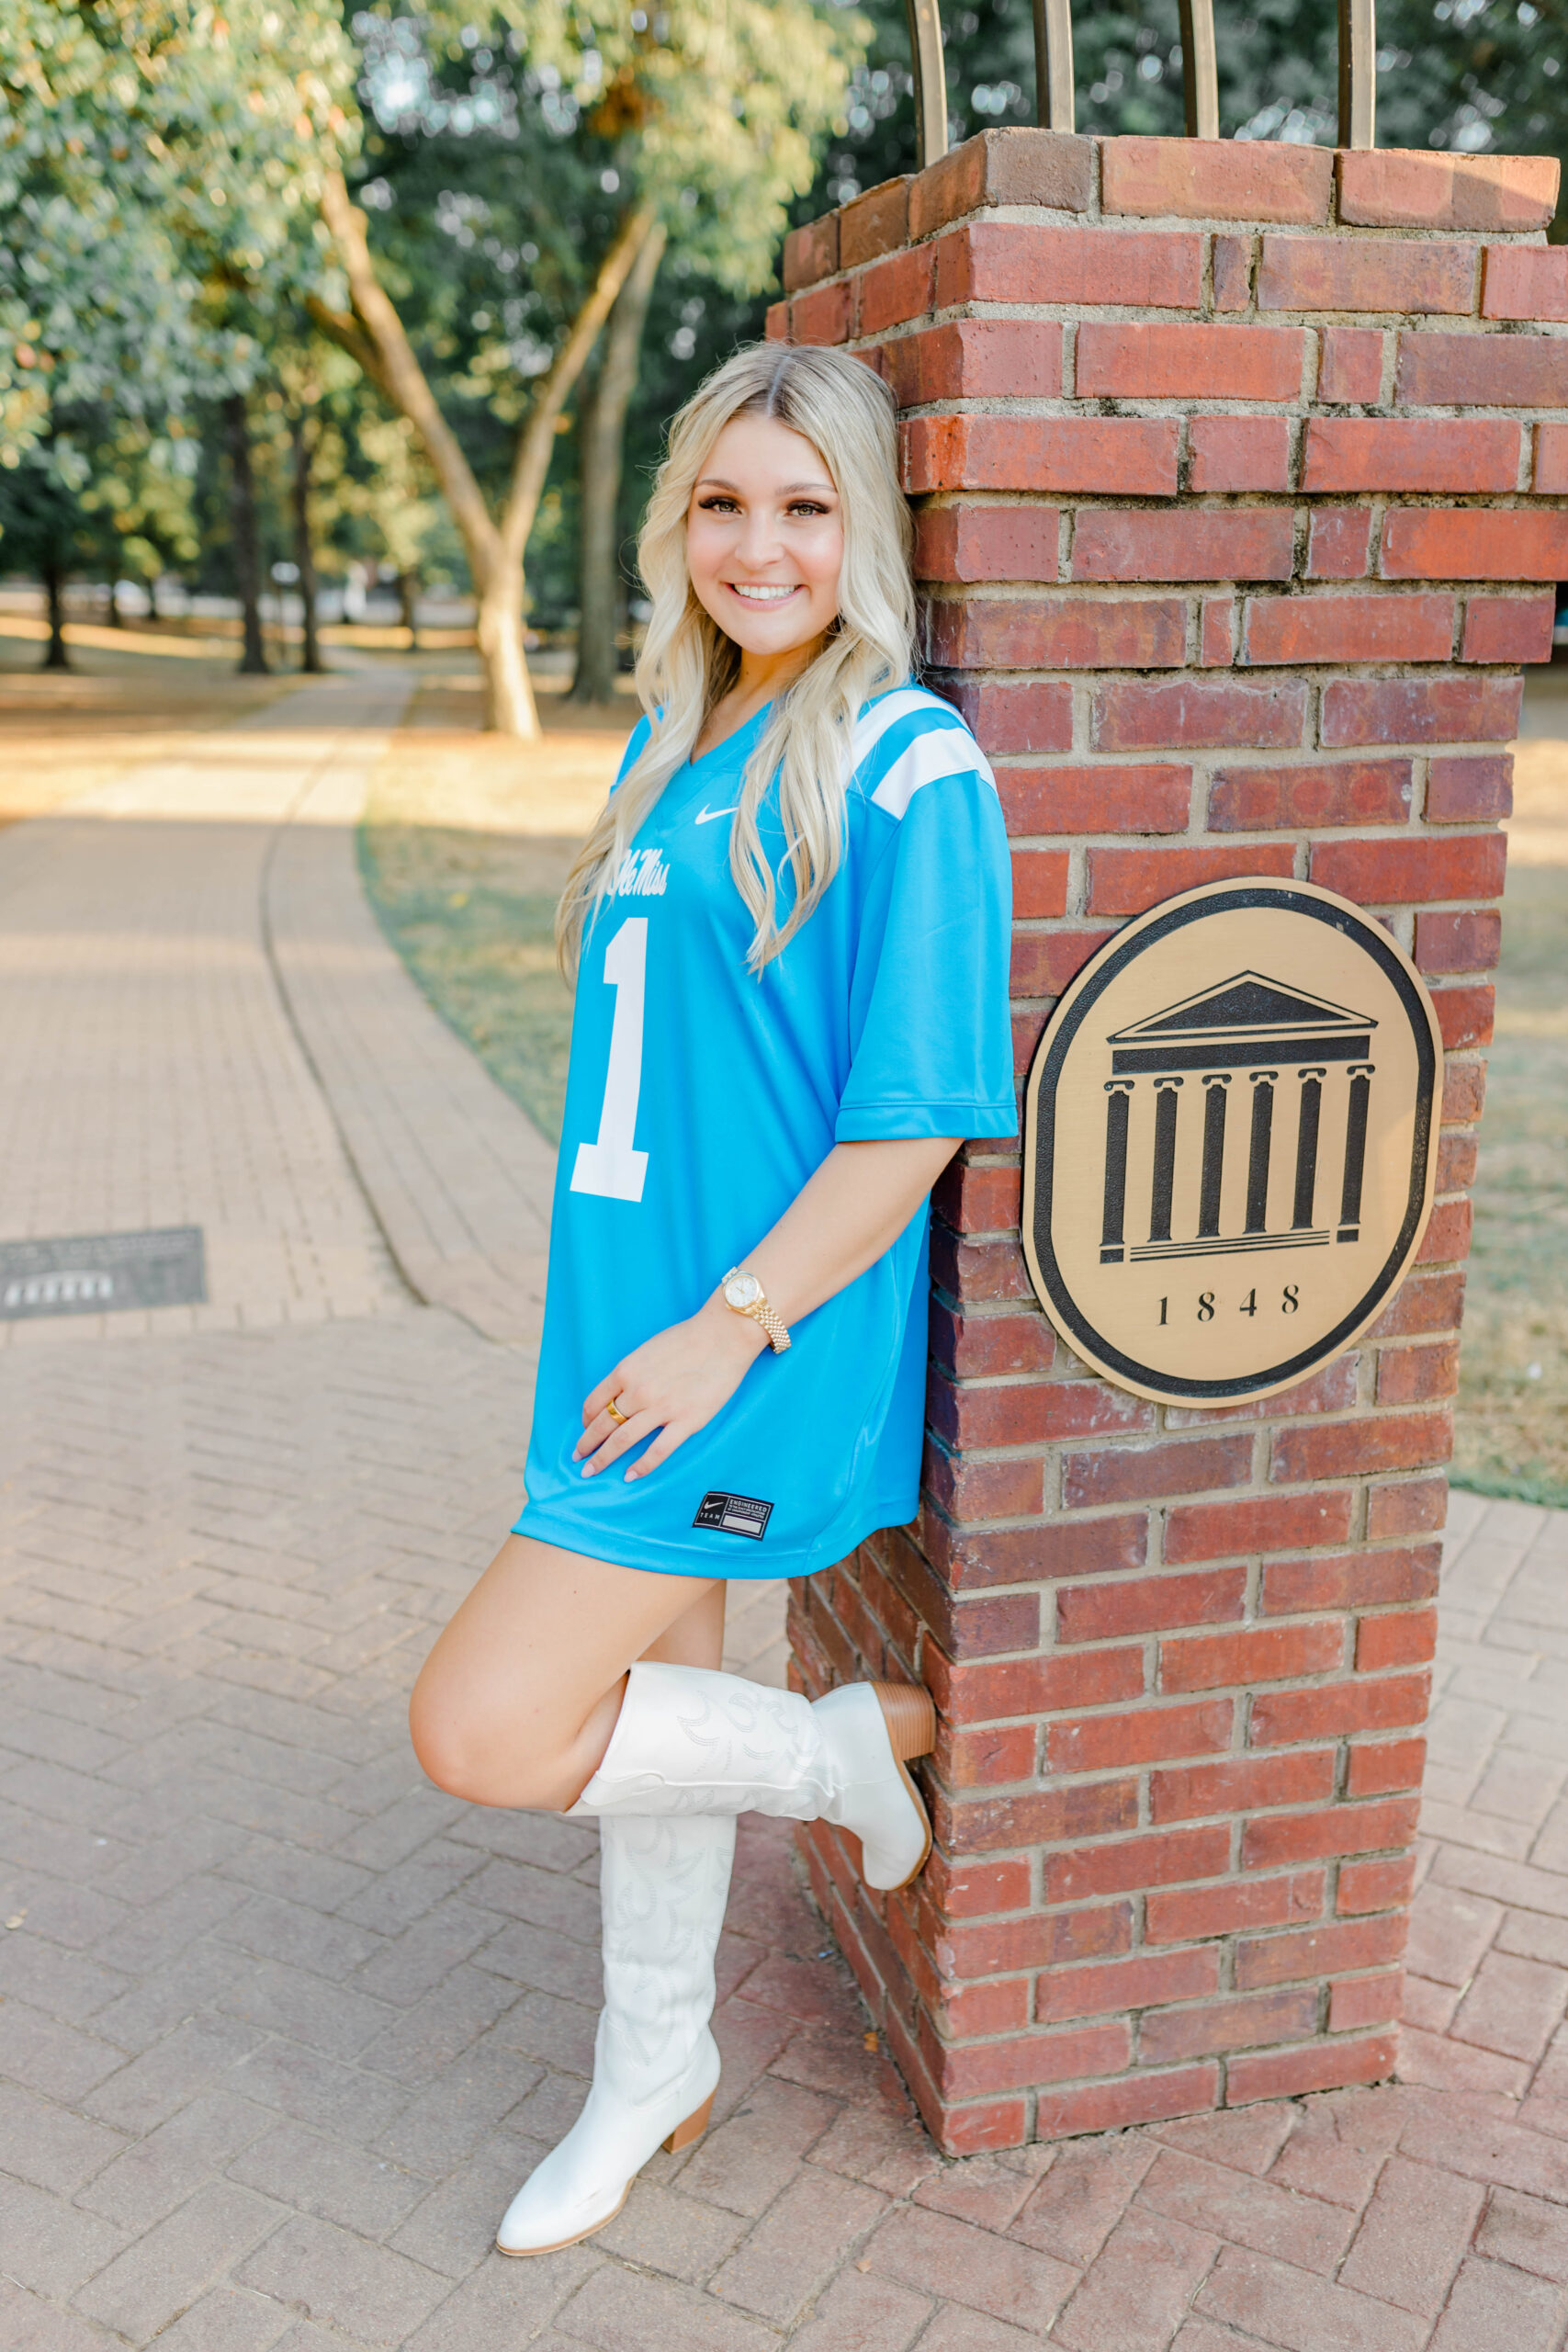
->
[684,412,845,676]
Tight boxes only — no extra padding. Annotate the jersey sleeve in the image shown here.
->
[835,710,1018,1144]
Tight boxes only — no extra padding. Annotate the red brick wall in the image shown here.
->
[772,130,1564,2154]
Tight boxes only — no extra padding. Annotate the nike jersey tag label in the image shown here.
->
[695,805,738,824]
[694,1490,773,1540]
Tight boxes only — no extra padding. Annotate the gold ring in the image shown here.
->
[605,1395,628,1426]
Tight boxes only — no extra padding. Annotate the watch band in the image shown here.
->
[748,1298,791,1352]
[721,1267,792,1353]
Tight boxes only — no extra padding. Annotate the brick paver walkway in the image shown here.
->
[0,676,412,1343]
[6,680,1568,2348]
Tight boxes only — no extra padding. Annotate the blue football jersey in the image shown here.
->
[513,684,1017,1580]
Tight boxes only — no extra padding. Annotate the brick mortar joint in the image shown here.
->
[931,1423,1453,1466]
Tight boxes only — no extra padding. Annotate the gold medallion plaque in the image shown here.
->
[1021,879,1444,1407]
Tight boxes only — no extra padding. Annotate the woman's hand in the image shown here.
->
[572,1137,961,1487]
[575,1294,770,1482]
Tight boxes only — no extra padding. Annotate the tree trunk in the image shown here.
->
[570,221,666,704]
[146,572,161,623]
[475,572,535,734]
[316,172,658,739]
[290,413,323,674]
[397,569,420,650]
[40,561,71,670]
[223,391,269,675]
[107,579,125,628]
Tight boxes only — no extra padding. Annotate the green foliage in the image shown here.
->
[331,402,446,575]
[341,0,865,443]
[807,0,1567,209]
[332,0,868,630]
[2,6,194,462]
[406,0,866,292]
[0,0,358,469]
[0,445,94,576]
[23,0,1557,653]
[1376,0,1567,169]
[78,416,202,584]
[350,69,601,458]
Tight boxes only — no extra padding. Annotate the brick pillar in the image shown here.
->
[773,130,1565,2154]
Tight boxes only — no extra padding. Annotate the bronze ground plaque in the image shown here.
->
[1021,880,1444,1406]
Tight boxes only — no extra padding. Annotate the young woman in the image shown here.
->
[409,341,1016,2256]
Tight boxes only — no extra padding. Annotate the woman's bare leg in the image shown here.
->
[409,1533,718,1812]
[640,1578,726,1671]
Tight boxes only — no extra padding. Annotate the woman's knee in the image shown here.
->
[408,1648,612,1812]
[405,1533,682,1808]
[408,1662,562,1810]
[410,1718,569,1811]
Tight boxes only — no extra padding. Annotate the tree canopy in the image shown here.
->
[310,0,867,729]
[4,0,1560,709]
[0,0,355,469]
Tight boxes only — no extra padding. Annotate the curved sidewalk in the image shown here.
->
[263,676,557,1348]
[0,669,556,1349]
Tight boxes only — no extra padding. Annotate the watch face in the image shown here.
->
[725,1273,761,1309]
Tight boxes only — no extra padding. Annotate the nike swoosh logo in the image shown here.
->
[695,805,738,824]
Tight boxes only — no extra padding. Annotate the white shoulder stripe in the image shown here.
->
[849,686,953,769]
[869,729,998,820]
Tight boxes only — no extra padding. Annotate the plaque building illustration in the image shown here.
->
[1097,973,1378,1266]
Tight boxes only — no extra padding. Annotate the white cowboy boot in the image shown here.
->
[495,1810,734,2257]
[570,1663,936,1893]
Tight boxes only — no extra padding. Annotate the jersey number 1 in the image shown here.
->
[570,917,649,1203]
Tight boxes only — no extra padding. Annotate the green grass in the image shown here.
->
[1457,860,1568,1505]
[355,680,625,1148]
[355,845,575,1145]
[1450,861,1568,1509]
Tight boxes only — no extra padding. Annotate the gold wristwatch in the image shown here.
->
[721,1268,791,1352]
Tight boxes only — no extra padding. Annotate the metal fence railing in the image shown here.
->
[903,0,1377,168]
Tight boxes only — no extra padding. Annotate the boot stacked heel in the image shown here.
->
[662,2089,715,2154]
[871,1681,936,1763]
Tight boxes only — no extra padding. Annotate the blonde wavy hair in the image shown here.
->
[555,341,917,978]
